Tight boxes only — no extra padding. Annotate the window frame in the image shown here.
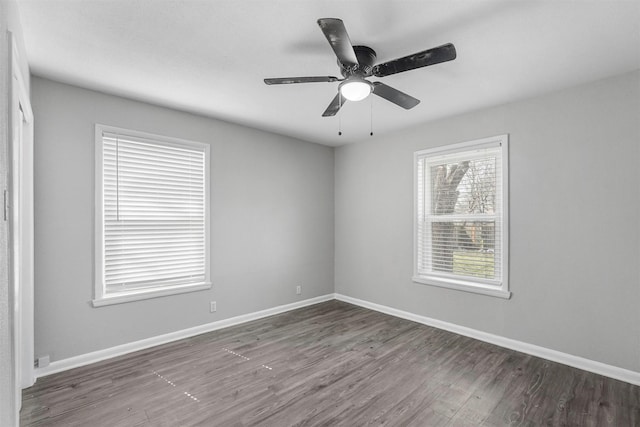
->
[93,124,211,307]
[413,134,510,299]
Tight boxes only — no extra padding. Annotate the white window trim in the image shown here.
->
[413,134,510,299]
[93,124,211,307]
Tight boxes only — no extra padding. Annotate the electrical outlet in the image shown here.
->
[36,355,50,368]
[296,286,301,295]
[210,301,217,313]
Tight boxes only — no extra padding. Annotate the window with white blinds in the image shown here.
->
[413,135,509,299]
[94,125,210,306]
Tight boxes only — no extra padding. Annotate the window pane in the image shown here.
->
[430,156,496,216]
[431,221,496,279]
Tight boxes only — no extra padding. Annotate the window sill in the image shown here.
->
[412,275,510,299]
[92,282,212,307]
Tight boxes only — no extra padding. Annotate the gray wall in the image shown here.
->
[335,71,640,372]
[32,70,640,374]
[32,77,335,362]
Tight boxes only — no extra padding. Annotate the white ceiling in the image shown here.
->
[16,0,640,146]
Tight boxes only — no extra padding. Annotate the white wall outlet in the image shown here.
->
[210,301,217,313]
[296,285,301,295]
[36,355,50,368]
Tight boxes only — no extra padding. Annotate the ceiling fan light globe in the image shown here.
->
[339,80,372,102]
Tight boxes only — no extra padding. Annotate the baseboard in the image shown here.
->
[335,293,640,386]
[35,294,335,379]
[35,292,640,387]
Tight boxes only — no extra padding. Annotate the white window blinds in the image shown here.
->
[414,135,509,297]
[96,128,210,302]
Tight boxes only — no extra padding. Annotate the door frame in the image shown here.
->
[8,30,34,415]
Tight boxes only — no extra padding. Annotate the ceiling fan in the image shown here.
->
[264,18,457,117]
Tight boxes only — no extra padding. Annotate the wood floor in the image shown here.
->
[21,300,640,426]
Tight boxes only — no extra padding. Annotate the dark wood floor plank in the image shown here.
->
[21,300,640,426]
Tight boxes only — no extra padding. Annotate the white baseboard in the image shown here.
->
[36,292,640,387]
[35,294,335,379]
[335,293,640,386]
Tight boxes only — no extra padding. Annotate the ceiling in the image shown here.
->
[16,1,640,147]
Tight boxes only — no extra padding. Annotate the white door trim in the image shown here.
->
[8,31,35,414]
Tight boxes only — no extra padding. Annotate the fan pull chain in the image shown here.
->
[370,95,374,136]
[338,92,342,136]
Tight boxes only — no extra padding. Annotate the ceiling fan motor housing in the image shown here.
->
[339,45,377,77]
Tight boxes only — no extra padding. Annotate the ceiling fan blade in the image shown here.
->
[322,93,347,117]
[373,43,456,77]
[317,18,359,68]
[372,82,420,109]
[264,76,340,85]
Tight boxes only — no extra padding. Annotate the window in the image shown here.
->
[413,135,509,298]
[94,125,211,306]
